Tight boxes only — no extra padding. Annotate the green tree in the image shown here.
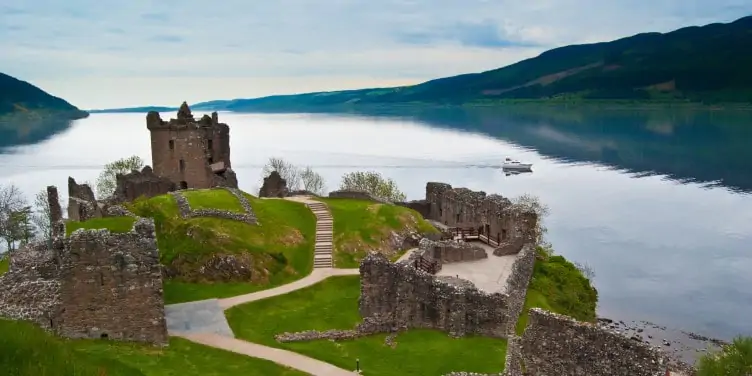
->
[697,336,752,376]
[0,184,26,252]
[339,171,406,201]
[95,155,145,198]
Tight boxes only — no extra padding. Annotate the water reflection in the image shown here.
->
[348,107,752,194]
[0,117,76,149]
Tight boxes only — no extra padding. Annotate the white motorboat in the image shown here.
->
[502,157,533,170]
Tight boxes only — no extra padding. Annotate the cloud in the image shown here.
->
[0,0,750,108]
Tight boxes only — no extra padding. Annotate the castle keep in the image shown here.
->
[146,102,237,190]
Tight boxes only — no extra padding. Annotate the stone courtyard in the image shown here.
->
[436,243,518,293]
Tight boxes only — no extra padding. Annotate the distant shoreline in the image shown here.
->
[88,100,752,114]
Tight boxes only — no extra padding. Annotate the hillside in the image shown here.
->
[0,72,88,120]
[94,15,752,113]
[64,189,436,304]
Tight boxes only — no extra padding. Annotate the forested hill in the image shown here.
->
[94,15,752,113]
[0,73,88,120]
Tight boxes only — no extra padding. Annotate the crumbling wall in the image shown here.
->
[46,185,64,237]
[501,245,536,333]
[57,218,167,344]
[516,308,667,376]
[420,182,537,248]
[67,177,102,221]
[396,200,430,218]
[0,241,62,329]
[359,252,511,338]
[418,238,488,265]
[259,171,289,198]
[113,166,176,203]
[0,218,168,346]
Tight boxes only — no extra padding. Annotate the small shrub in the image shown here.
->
[339,171,406,201]
[697,336,752,376]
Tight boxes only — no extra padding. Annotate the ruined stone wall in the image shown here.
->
[67,177,102,221]
[501,245,536,333]
[113,166,176,203]
[359,253,511,338]
[0,218,168,345]
[396,200,430,218]
[147,103,236,190]
[514,308,667,376]
[418,238,487,265]
[0,241,61,329]
[259,171,289,198]
[57,218,167,344]
[422,182,537,248]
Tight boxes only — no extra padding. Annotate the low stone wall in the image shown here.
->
[328,190,392,204]
[359,252,511,338]
[171,188,257,225]
[515,308,668,376]
[418,238,488,265]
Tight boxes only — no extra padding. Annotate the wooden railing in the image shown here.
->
[449,227,501,248]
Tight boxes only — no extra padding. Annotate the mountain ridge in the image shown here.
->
[92,15,752,113]
[0,72,89,121]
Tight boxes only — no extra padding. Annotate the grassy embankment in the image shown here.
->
[515,246,598,334]
[317,198,439,268]
[66,188,316,304]
[0,318,306,376]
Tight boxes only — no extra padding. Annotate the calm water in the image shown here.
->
[1,108,750,341]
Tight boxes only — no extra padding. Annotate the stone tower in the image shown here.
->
[145,102,237,189]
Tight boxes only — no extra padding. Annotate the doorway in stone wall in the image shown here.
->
[179,181,188,189]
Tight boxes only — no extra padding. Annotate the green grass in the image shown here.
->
[318,198,439,268]
[0,319,307,376]
[129,191,316,304]
[515,246,599,335]
[697,336,752,376]
[183,188,244,213]
[65,216,137,236]
[0,255,8,276]
[227,276,507,376]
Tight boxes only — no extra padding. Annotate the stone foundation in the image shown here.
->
[171,188,257,225]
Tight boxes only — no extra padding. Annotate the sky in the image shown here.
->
[1,0,751,109]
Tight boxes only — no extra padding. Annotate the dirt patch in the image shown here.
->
[644,79,676,92]
[482,62,603,96]
[277,228,304,246]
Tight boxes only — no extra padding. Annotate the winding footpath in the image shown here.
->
[167,196,359,376]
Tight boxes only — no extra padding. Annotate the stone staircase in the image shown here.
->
[307,200,334,269]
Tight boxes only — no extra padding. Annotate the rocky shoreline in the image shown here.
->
[596,316,727,373]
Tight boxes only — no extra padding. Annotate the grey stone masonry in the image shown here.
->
[170,188,257,225]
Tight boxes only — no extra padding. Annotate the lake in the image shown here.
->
[1,107,751,343]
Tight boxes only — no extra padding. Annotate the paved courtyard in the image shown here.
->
[435,242,518,293]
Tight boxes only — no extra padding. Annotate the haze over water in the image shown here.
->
[1,108,750,341]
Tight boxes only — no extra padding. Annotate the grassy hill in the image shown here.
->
[64,190,437,304]
[0,319,306,376]
[0,72,88,120]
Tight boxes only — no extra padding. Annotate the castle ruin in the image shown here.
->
[146,102,237,190]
